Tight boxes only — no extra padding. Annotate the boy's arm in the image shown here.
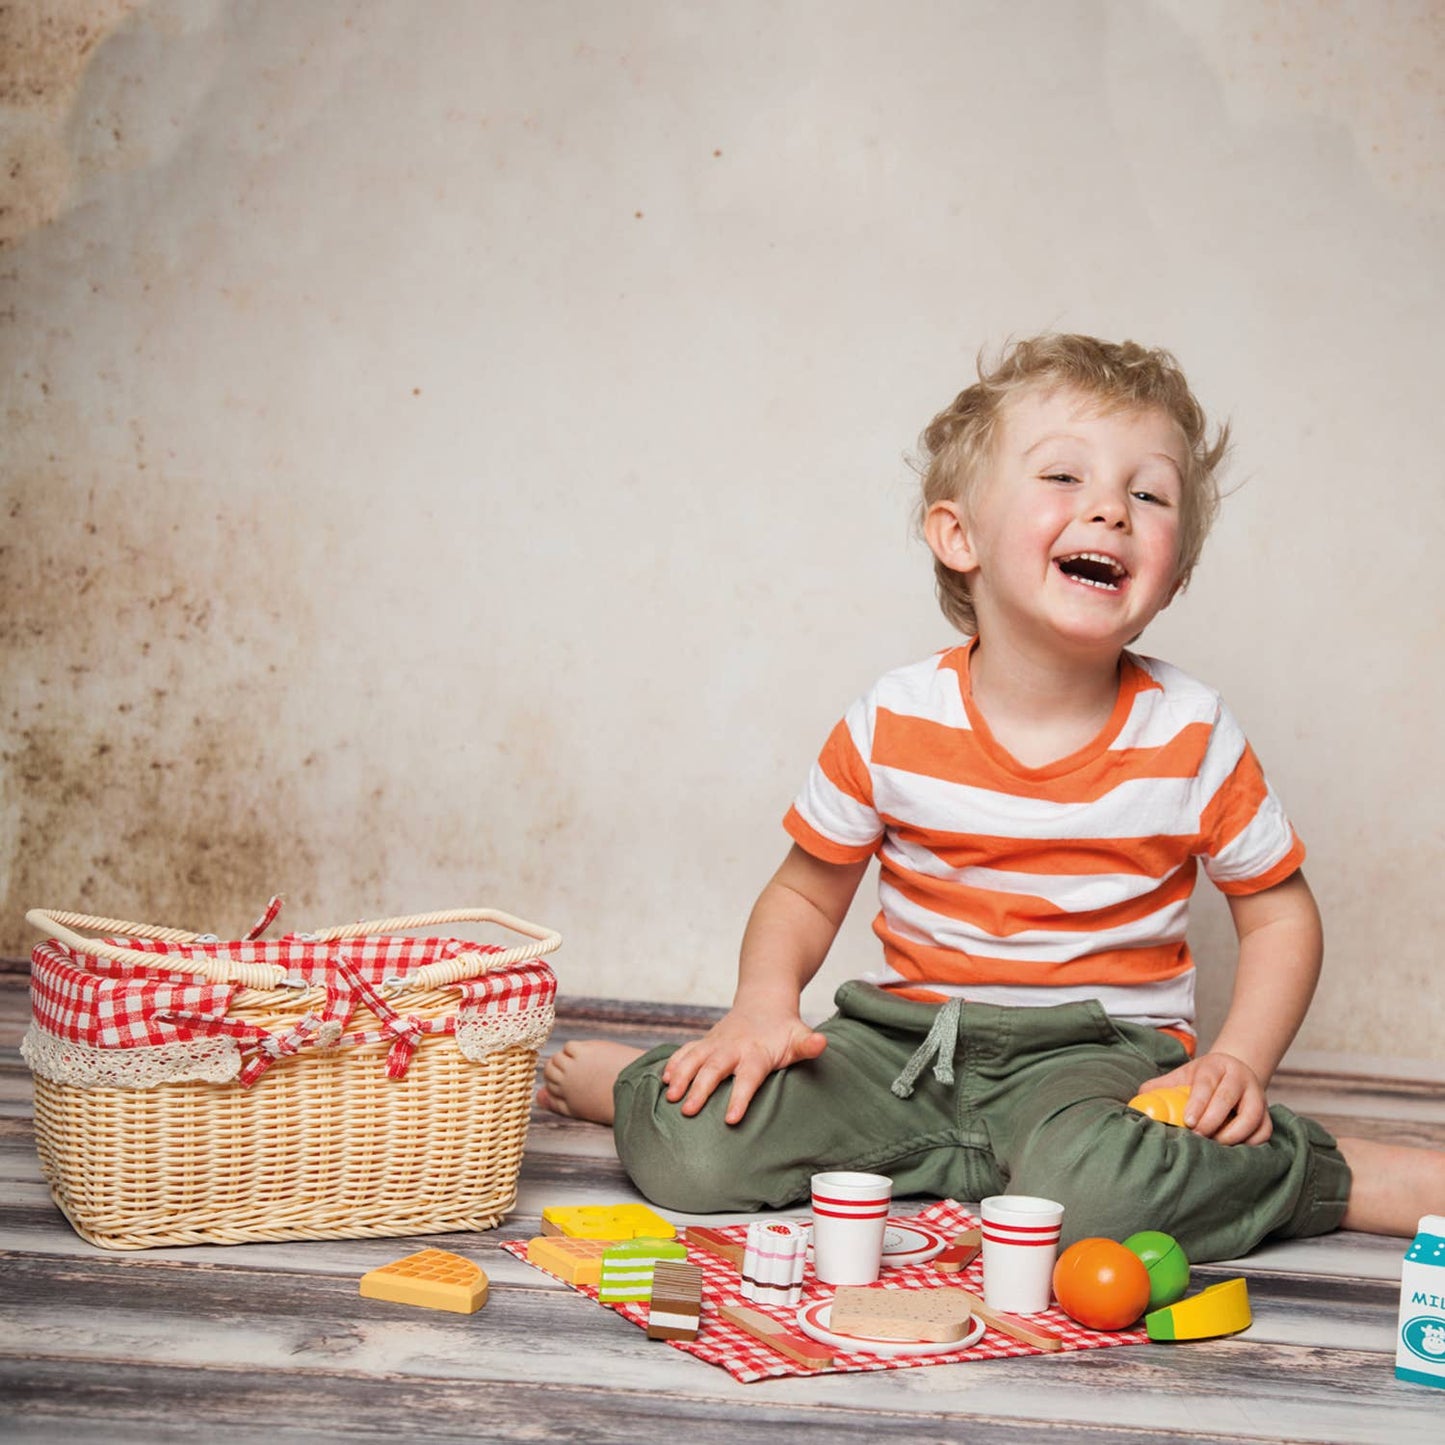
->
[662,843,869,1125]
[1139,869,1323,1145]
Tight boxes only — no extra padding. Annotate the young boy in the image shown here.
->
[541,334,1443,1261]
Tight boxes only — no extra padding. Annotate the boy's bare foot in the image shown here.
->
[1338,1136,1445,1235]
[535,1040,644,1126]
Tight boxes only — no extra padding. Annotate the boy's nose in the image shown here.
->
[1087,490,1130,529]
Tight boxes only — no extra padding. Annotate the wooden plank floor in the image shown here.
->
[2,957,1442,1443]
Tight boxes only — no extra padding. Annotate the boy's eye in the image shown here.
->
[1044,472,1080,485]
[1131,489,1170,506]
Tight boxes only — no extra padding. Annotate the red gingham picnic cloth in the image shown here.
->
[509,1200,1146,1383]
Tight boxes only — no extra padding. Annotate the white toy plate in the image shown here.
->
[795,1299,985,1359]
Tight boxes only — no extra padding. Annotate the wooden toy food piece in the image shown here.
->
[1123,1230,1191,1309]
[683,1224,746,1271]
[1145,1278,1252,1341]
[741,1219,806,1306]
[541,1203,677,1239]
[933,1227,982,1274]
[951,1289,1065,1351]
[646,1260,704,1340]
[359,1249,489,1314]
[1127,1085,1192,1126]
[718,1302,835,1370]
[598,1236,687,1303]
[526,1235,611,1287]
[830,1284,974,1342]
[1053,1238,1152,1330]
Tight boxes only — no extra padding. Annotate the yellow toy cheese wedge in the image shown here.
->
[1145,1277,1251,1340]
[541,1203,676,1240]
[1128,1085,1191,1126]
[359,1249,489,1314]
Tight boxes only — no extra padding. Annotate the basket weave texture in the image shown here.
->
[23,903,560,1251]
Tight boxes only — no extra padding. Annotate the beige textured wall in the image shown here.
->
[3,1,1442,1074]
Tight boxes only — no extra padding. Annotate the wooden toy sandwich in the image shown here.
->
[830,1284,975,1342]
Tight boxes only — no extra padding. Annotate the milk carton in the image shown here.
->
[1396,1214,1445,1389]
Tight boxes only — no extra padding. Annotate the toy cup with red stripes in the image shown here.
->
[810,1170,892,1285]
[980,1194,1065,1314]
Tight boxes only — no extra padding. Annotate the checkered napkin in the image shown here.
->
[509,1199,1146,1383]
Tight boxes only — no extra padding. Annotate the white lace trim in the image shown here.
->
[22,1024,242,1089]
[455,1004,555,1061]
[23,1004,554,1086]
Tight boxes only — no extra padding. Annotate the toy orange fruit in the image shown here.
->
[1052,1237,1152,1330]
[1127,1085,1191,1125]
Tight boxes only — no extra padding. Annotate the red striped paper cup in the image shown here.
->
[980,1194,1064,1314]
[810,1171,892,1285]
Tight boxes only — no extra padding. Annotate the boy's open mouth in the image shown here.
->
[1054,552,1127,591]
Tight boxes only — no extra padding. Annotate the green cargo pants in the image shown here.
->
[612,981,1351,1264]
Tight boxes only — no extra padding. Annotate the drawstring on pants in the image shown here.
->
[890,996,964,1099]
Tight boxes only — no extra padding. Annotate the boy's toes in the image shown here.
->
[534,1084,571,1116]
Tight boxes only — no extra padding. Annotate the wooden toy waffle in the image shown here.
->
[359,1248,489,1314]
[527,1236,611,1287]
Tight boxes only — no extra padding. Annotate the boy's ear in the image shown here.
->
[923,500,980,575]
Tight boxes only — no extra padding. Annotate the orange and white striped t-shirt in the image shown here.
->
[783,640,1304,1043]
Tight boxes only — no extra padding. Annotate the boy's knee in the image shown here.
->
[1005,1104,1202,1249]
[617,1130,764,1214]
[1004,1102,1330,1262]
[612,1054,774,1214]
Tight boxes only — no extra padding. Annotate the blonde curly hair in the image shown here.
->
[918,333,1230,635]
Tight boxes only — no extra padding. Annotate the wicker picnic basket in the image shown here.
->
[22,900,561,1250]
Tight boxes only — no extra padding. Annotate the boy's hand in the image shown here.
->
[660,1007,827,1126]
[1135,1051,1272,1146]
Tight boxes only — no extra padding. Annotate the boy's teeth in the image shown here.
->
[1055,552,1126,588]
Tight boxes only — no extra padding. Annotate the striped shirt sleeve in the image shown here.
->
[1195,702,1305,893]
[784,692,884,863]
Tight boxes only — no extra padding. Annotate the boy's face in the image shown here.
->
[927,385,1188,661]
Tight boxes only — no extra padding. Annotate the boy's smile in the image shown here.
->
[925,384,1188,662]
[1054,551,1128,590]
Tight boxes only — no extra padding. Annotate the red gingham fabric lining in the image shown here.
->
[30,942,238,1049]
[508,1200,1146,1383]
[29,928,557,1084]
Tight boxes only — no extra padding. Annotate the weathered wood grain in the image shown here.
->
[0,1356,1334,1445]
[0,1248,1435,1444]
[2,966,1443,1443]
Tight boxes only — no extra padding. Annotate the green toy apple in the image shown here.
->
[1123,1229,1190,1309]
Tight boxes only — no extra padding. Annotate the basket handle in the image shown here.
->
[308,908,562,990]
[26,906,561,992]
[25,909,290,987]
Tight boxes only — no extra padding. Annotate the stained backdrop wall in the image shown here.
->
[3,0,1442,1074]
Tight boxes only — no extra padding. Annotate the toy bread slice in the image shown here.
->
[359,1249,489,1314]
[830,1285,974,1342]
